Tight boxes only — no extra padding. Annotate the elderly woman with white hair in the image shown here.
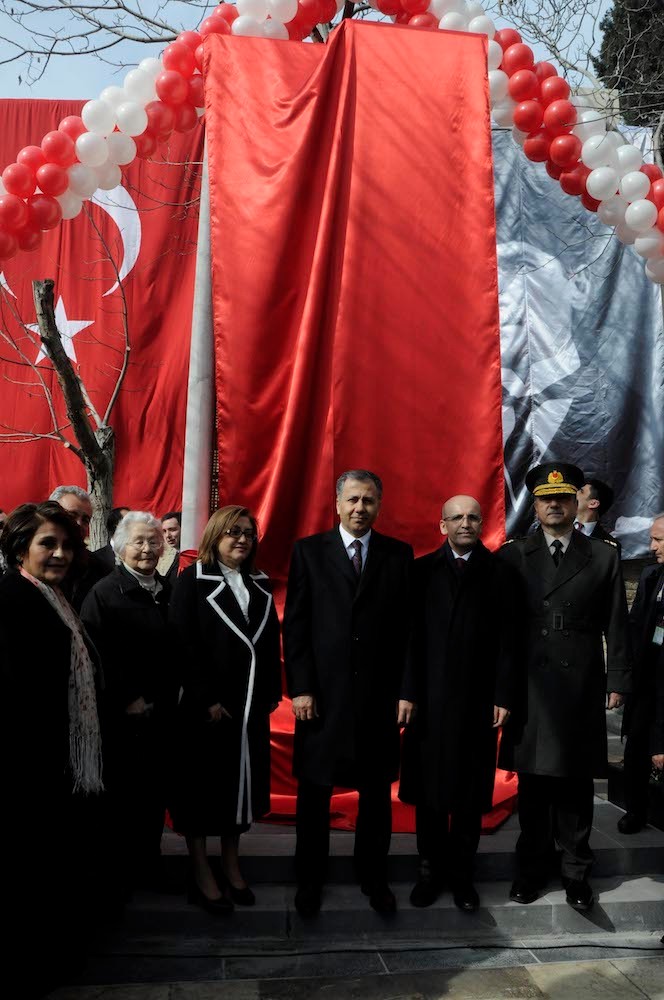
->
[81,511,179,896]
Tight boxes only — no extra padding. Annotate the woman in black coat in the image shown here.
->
[81,510,179,895]
[170,505,281,912]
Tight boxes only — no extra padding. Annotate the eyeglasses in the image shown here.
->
[225,527,257,541]
[127,539,161,550]
[442,514,482,525]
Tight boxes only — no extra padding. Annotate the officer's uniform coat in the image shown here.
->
[498,528,631,778]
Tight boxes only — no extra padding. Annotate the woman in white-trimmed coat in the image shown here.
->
[170,505,281,913]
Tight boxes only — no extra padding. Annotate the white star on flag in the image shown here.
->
[30,296,95,365]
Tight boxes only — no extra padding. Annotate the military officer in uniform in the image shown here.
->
[500,463,631,912]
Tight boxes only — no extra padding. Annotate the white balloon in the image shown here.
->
[487,39,502,71]
[115,101,149,137]
[615,143,643,175]
[81,99,116,137]
[267,0,298,21]
[124,68,156,105]
[429,0,466,16]
[645,257,664,282]
[56,190,83,220]
[488,70,509,103]
[439,11,468,30]
[619,170,651,203]
[585,167,619,202]
[511,126,528,147]
[99,86,127,110]
[96,161,122,191]
[237,0,268,20]
[614,221,638,245]
[466,1,486,15]
[597,195,627,227]
[107,132,137,166]
[625,198,658,233]
[581,134,618,171]
[468,15,495,37]
[75,131,109,168]
[492,100,516,127]
[634,231,664,259]
[604,130,624,149]
[263,17,289,38]
[572,110,606,143]
[232,14,265,35]
[139,57,163,80]
[67,163,100,199]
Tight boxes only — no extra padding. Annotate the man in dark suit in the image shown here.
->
[619,513,664,833]
[94,506,130,572]
[284,469,415,916]
[575,478,618,545]
[500,463,631,912]
[399,495,517,912]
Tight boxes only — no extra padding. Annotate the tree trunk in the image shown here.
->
[86,426,115,550]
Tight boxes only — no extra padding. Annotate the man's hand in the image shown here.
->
[652,754,664,770]
[397,700,416,726]
[292,694,317,721]
[126,696,147,715]
[493,706,510,728]
[208,702,231,722]
[608,692,624,709]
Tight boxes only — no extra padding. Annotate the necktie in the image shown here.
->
[551,539,563,567]
[351,539,363,577]
[455,557,467,573]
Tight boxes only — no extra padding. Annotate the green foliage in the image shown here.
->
[592,0,664,127]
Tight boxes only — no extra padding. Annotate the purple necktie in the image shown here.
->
[351,539,363,577]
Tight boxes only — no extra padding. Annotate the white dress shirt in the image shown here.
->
[218,561,250,622]
[574,520,596,537]
[339,524,371,566]
[542,528,573,557]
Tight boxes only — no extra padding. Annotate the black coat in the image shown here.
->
[399,541,518,814]
[169,561,282,833]
[498,528,631,778]
[625,563,664,754]
[283,528,414,788]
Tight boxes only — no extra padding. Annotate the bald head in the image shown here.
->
[440,495,482,554]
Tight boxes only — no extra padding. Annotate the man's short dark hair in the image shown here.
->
[585,479,614,514]
[0,501,86,569]
[335,470,383,501]
[106,506,129,538]
[161,511,182,524]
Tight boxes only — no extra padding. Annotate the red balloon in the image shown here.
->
[194,43,206,71]
[559,164,590,196]
[581,190,601,213]
[17,145,46,173]
[546,160,563,180]
[188,75,205,109]
[17,225,41,253]
[134,129,158,159]
[549,133,582,169]
[508,70,539,103]
[648,179,664,211]
[163,42,196,79]
[0,229,17,260]
[318,0,337,19]
[395,10,410,21]
[540,75,571,106]
[542,99,576,136]
[2,162,36,199]
[174,103,198,134]
[145,100,176,138]
[199,15,231,37]
[658,206,664,233]
[641,163,663,184]
[523,131,550,163]
[409,12,437,27]
[401,0,429,13]
[178,30,202,50]
[58,115,86,142]
[502,43,535,76]
[0,194,29,232]
[494,28,522,51]
[36,162,69,197]
[215,2,239,21]
[513,101,543,133]
[156,70,189,107]
[41,130,76,167]
[287,8,315,38]
[377,0,401,12]
[299,0,323,21]
[534,61,557,82]
[27,194,62,231]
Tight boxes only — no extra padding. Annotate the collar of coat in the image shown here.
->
[522,526,593,596]
[195,560,272,643]
[323,527,389,597]
[113,562,168,599]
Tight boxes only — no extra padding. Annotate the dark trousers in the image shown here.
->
[295,778,392,888]
[623,700,653,820]
[516,773,594,882]
[415,801,482,883]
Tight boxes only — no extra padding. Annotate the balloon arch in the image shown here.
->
[1,0,663,283]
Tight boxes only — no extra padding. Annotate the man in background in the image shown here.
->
[575,479,617,544]
[49,485,108,610]
[95,506,130,572]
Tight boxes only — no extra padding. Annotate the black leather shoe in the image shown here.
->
[227,884,256,906]
[187,878,233,914]
[617,813,646,835]
[361,881,397,914]
[509,878,541,904]
[409,877,441,908]
[294,883,322,918]
[563,878,594,911]
[451,881,480,913]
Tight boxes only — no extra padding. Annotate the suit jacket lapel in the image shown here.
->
[543,530,591,597]
[199,561,251,636]
[356,531,381,600]
[326,528,358,590]
[525,529,558,597]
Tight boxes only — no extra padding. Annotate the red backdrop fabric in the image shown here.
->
[0,100,203,514]
[204,22,516,830]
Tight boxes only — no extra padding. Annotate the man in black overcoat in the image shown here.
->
[619,513,664,833]
[283,469,415,916]
[575,478,619,546]
[399,495,517,912]
[500,462,631,912]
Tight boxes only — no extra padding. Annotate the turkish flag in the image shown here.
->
[0,99,203,514]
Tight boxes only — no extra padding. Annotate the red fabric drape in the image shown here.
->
[204,20,516,831]
[0,100,203,513]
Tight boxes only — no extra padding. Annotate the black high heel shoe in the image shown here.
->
[187,876,233,914]
[227,883,256,906]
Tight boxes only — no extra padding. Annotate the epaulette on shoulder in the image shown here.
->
[501,537,518,546]
[603,538,618,547]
